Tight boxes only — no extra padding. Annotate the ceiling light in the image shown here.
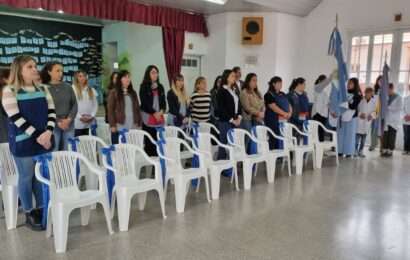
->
[57,9,64,14]
[203,0,228,5]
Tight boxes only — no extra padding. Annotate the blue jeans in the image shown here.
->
[54,126,74,151]
[355,134,367,154]
[217,121,233,160]
[13,155,44,212]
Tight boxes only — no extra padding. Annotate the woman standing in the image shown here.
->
[0,68,10,143]
[217,69,242,160]
[140,65,166,156]
[107,70,141,144]
[210,75,222,125]
[2,55,56,230]
[288,77,310,131]
[40,61,77,150]
[311,71,336,141]
[337,78,362,157]
[104,72,118,123]
[72,70,98,136]
[190,77,212,123]
[264,76,292,149]
[369,75,382,151]
[167,74,189,128]
[240,73,264,133]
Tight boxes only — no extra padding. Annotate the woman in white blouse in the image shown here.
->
[72,70,98,136]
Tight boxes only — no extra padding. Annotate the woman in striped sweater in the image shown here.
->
[190,77,211,123]
[2,55,56,231]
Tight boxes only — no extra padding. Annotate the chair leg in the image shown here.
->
[156,186,167,219]
[295,151,304,176]
[287,152,292,176]
[209,169,221,200]
[52,206,70,253]
[85,173,98,210]
[110,188,117,219]
[202,175,211,203]
[46,205,52,238]
[116,189,131,232]
[100,199,114,235]
[174,177,186,214]
[2,185,18,230]
[80,206,91,226]
[335,145,339,165]
[137,192,147,211]
[266,159,276,184]
[316,147,324,169]
[233,165,240,191]
[243,161,253,191]
[164,178,169,202]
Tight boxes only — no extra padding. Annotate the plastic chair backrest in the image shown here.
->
[96,122,112,145]
[254,126,270,153]
[124,129,146,147]
[229,129,247,156]
[47,152,82,195]
[0,143,18,185]
[197,133,213,162]
[162,138,183,170]
[305,120,319,144]
[110,144,139,180]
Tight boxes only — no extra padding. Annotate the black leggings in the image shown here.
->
[312,113,327,142]
[143,124,158,156]
[382,126,397,151]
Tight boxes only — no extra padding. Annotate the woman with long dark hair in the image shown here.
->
[337,77,362,157]
[287,77,310,131]
[240,73,264,133]
[139,65,166,156]
[210,75,222,124]
[264,76,292,149]
[40,61,77,151]
[104,72,118,123]
[369,75,382,151]
[107,70,141,144]
[217,69,242,161]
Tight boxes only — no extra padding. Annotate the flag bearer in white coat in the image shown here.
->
[355,87,377,157]
[402,85,410,154]
[381,83,402,157]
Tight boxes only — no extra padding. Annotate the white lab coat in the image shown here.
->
[356,97,377,134]
[403,96,410,125]
[385,94,403,131]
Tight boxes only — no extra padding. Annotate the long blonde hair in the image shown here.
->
[73,70,94,100]
[171,74,189,104]
[8,55,37,91]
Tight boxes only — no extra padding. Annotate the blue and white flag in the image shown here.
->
[328,27,348,119]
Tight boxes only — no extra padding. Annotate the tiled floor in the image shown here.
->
[1,151,409,259]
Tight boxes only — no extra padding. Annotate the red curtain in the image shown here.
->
[0,0,209,36]
[162,27,185,86]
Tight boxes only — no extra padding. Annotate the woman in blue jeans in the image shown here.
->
[217,69,242,166]
[2,55,56,231]
[40,61,77,150]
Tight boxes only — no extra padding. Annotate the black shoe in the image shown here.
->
[25,211,45,231]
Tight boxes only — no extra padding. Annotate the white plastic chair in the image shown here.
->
[34,151,113,253]
[93,122,112,146]
[227,128,270,190]
[158,137,210,213]
[304,120,339,168]
[196,122,220,158]
[119,129,160,166]
[0,143,19,230]
[280,123,316,175]
[158,126,194,161]
[253,125,292,178]
[196,133,239,200]
[68,136,108,192]
[101,144,166,232]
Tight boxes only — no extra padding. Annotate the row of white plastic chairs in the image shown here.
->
[0,120,338,253]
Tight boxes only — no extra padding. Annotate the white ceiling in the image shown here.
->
[135,0,322,16]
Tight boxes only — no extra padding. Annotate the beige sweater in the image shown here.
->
[240,90,264,121]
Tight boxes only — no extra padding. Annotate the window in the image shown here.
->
[349,36,370,84]
[182,58,198,68]
[370,34,393,84]
[399,32,410,86]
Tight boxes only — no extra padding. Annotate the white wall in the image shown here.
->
[300,0,410,91]
[102,22,168,88]
[202,12,304,94]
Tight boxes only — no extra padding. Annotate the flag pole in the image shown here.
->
[335,13,338,29]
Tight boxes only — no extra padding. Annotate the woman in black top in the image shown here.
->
[337,77,362,157]
[167,74,189,128]
[139,65,166,156]
[210,75,222,124]
[217,69,242,161]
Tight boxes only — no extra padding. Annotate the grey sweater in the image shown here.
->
[48,82,78,124]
